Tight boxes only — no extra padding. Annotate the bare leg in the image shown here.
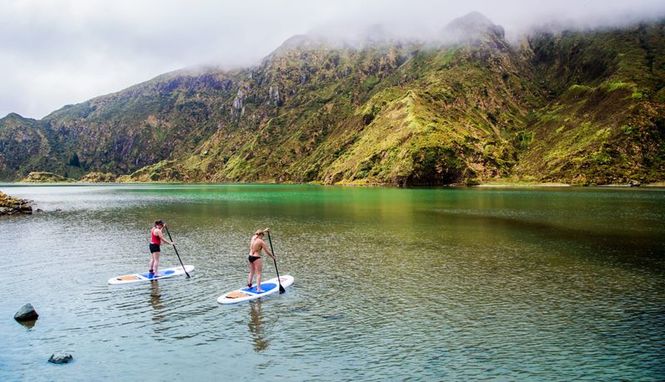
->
[247,261,255,287]
[255,258,264,292]
[152,252,160,274]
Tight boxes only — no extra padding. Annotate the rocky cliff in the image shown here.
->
[0,190,32,216]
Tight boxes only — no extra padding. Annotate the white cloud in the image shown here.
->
[1,0,664,119]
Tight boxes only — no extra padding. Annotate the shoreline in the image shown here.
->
[2,180,665,189]
[474,182,571,188]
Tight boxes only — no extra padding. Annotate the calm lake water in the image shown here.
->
[1,184,664,381]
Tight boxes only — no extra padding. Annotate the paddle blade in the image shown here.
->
[279,285,286,294]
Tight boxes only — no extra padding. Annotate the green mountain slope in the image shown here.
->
[117,14,544,185]
[1,13,663,185]
[515,23,665,184]
[0,113,78,179]
[42,70,238,175]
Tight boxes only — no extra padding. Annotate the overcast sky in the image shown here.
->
[2,0,664,119]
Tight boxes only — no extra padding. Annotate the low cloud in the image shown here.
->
[1,0,664,118]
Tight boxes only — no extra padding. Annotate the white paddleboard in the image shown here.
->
[108,265,194,285]
[217,275,294,304]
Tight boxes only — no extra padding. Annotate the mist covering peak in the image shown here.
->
[443,11,505,44]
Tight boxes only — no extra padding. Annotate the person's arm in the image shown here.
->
[158,229,174,245]
[262,240,275,258]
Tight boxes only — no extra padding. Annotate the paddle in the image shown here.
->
[265,229,285,294]
[164,225,190,278]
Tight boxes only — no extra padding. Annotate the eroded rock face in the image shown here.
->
[269,85,283,106]
[0,191,32,216]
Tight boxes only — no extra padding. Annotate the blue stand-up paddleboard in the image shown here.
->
[217,275,294,304]
[108,265,194,285]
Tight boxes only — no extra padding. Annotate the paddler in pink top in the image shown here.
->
[148,220,174,277]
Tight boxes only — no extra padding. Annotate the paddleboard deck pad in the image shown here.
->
[217,275,294,304]
[108,265,194,285]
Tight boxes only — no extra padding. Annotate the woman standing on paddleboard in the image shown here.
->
[248,229,275,292]
[149,220,174,277]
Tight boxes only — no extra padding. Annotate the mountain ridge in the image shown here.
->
[1,13,663,185]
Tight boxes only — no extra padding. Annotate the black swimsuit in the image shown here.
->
[248,255,261,263]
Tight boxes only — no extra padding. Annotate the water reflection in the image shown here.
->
[17,319,37,329]
[150,281,165,323]
[248,300,269,352]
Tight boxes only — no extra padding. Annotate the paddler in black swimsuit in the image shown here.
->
[247,228,275,292]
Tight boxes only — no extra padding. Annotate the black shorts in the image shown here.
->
[149,244,161,253]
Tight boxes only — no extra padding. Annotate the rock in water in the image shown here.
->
[48,353,73,364]
[14,303,39,322]
[0,191,33,216]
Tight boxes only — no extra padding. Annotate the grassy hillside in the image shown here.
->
[515,22,665,184]
[0,113,84,179]
[42,70,238,175]
[120,15,544,186]
[2,14,664,185]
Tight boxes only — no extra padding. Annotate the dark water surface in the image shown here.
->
[1,184,664,381]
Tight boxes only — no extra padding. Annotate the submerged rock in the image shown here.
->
[321,312,345,320]
[48,353,73,364]
[18,319,37,329]
[14,303,39,322]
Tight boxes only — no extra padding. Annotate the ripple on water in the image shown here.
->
[1,185,664,381]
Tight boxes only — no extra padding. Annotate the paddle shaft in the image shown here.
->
[266,231,285,293]
[164,226,190,278]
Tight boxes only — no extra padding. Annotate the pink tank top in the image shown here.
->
[150,228,161,245]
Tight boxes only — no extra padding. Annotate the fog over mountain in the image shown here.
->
[1,0,664,118]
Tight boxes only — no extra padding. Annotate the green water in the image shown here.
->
[1,184,664,381]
